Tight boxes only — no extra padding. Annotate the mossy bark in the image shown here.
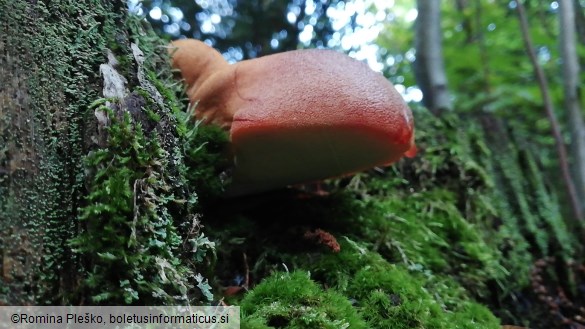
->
[0,0,126,304]
[0,0,209,305]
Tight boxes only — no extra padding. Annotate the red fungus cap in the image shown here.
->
[170,39,416,195]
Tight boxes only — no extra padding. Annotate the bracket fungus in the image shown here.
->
[170,39,416,195]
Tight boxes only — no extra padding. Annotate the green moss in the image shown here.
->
[350,267,443,328]
[70,108,202,304]
[391,108,576,295]
[180,121,230,201]
[345,190,506,295]
[237,240,500,329]
[240,271,366,329]
[310,239,500,329]
[1,0,125,304]
[66,15,225,304]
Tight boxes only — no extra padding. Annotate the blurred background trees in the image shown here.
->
[136,0,338,59]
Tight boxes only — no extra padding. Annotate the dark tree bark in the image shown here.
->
[454,0,473,43]
[414,0,451,116]
[0,0,127,304]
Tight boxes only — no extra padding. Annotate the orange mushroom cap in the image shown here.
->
[170,39,416,195]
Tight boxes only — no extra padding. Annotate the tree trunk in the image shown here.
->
[1,0,207,305]
[559,0,585,214]
[414,0,451,115]
[0,0,125,304]
[573,0,585,46]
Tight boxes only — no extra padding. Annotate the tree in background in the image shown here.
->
[414,0,451,115]
[559,0,585,215]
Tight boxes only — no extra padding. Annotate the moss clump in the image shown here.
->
[307,239,500,329]
[235,240,500,329]
[349,190,506,296]
[179,120,230,202]
[240,271,366,329]
[70,107,206,304]
[62,14,222,305]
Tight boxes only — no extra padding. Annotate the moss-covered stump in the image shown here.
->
[208,190,503,328]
